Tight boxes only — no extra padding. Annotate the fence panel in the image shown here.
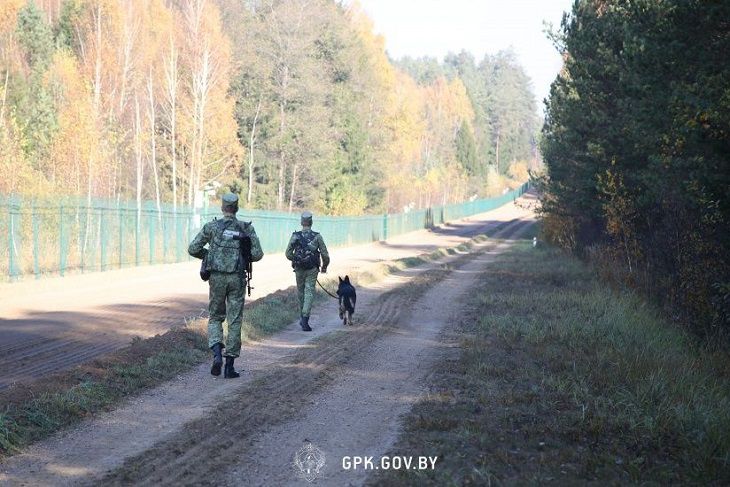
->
[0,182,529,281]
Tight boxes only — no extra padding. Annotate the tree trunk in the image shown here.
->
[248,97,262,204]
[190,42,212,206]
[92,4,102,114]
[1,71,8,120]
[495,127,501,173]
[277,100,286,209]
[134,95,143,229]
[164,37,178,213]
[147,72,161,221]
[288,162,299,213]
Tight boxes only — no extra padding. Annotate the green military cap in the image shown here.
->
[221,193,239,212]
[301,210,313,226]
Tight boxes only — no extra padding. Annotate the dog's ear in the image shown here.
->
[338,276,343,283]
[344,275,350,283]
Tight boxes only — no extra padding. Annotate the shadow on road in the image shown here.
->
[0,297,207,391]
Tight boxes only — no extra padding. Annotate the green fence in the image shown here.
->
[0,182,528,282]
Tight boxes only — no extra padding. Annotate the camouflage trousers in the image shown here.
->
[207,272,246,357]
[295,267,319,317]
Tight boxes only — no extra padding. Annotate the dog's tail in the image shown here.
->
[343,296,355,313]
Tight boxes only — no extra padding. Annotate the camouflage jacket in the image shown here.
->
[188,216,263,273]
[285,229,330,269]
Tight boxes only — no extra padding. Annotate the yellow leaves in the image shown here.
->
[447,77,474,124]
[0,0,23,33]
[0,109,33,194]
[203,84,242,165]
[485,165,509,196]
[0,0,24,70]
[423,76,474,130]
[420,75,475,174]
[346,1,395,93]
[343,2,482,212]
[144,0,174,45]
[4,0,489,211]
[507,160,529,182]
[385,70,425,167]
[45,50,86,102]
[46,50,98,189]
[177,0,239,188]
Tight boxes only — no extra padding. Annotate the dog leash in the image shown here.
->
[316,279,339,299]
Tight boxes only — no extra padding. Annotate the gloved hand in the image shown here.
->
[321,265,328,274]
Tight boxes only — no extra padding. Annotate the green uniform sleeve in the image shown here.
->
[247,225,264,262]
[317,234,330,267]
[285,233,297,261]
[188,223,211,259]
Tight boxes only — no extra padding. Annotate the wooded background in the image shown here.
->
[0,0,539,216]
[539,0,729,335]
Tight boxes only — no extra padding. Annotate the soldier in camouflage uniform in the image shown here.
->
[188,193,263,378]
[285,211,330,331]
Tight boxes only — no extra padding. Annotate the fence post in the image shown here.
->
[32,202,39,279]
[175,212,182,262]
[162,210,168,264]
[147,203,155,265]
[59,204,66,277]
[119,207,124,269]
[80,204,85,274]
[135,209,140,267]
[382,214,388,241]
[100,206,106,271]
[8,198,16,281]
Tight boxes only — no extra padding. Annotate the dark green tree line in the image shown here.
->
[540,0,730,334]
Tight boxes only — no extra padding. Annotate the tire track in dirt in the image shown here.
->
[0,196,536,391]
[97,219,533,487]
[0,213,534,486]
[0,240,490,486]
[0,302,194,361]
[217,221,536,487]
[0,305,203,391]
[101,262,449,487]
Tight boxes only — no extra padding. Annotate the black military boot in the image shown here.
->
[210,343,223,376]
[224,357,240,378]
[300,315,312,332]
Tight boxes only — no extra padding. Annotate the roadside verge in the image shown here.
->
[369,242,730,485]
[0,220,518,458]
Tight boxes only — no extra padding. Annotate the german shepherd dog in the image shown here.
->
[337,276,357,326]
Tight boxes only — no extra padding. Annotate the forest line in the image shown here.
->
[539,0,729,334]
[0,0,539,216]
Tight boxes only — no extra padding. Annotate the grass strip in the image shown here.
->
[371,242,730,485]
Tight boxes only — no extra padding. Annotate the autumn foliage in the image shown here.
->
[1,0,537,215]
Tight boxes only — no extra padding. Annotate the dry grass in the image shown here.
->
[372,242,730,485]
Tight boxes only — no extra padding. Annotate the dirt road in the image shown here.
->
[0,196,535,486]
[0,195,537,390]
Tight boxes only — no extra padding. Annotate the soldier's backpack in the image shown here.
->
[200,219,251,280]
[291,231,321,270]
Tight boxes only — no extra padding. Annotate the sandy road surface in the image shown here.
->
[0,198,535,486]
[221,226,534,487]
[0,194,537,390]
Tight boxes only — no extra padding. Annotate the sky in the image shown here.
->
[356,0,574,109]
